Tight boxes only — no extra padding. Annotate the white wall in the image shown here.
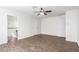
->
[0,8,7,44]
[41,15,65,37]
[0,8,38,44]
[18,15,38,39]
[66,10,78,42]
[77,10,79,45]
[8,15,17,28]
[37,18,41,34]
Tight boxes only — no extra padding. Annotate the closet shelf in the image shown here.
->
[8,27,17,29]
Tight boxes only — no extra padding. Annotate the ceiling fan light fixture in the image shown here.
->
[40,12,44,15]
[33,7,52,16]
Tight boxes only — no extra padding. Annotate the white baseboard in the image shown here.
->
[77,42,79,47]
[0,40,7,45]
[18,34,39,40]
[40,33,65,38]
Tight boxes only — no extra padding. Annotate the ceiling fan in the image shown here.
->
[33,7,52,16]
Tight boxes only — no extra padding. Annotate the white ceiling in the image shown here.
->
[1,6,79,18]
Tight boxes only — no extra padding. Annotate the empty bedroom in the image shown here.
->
[0,6,79,52]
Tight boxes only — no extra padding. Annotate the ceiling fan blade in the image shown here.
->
[44,13,47,15]
[45,10,52,12]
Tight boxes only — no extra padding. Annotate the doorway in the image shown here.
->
[7,15,18,43]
